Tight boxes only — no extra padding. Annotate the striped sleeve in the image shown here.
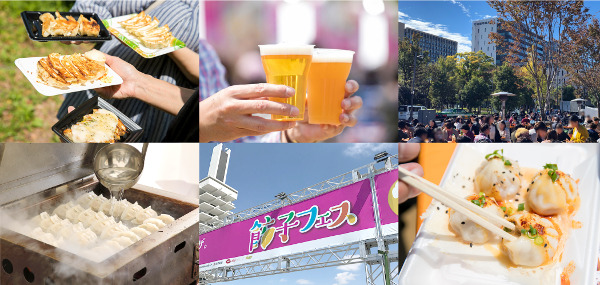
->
[199,39,229,101]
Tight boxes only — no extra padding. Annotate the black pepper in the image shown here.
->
[461,221,465,224]
[513,178,515,181]
[469,243,473,248]
[445,210,448,214]
[437,207,440,210]
[544,244,547,248]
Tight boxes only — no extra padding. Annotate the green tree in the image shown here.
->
[398,35,431,106]
[428,56,457,109]
[561,85,576,101]
[491,63,534,114]
[462,77,492,112]
[451,51,495,107]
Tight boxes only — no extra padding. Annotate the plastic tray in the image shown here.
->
[52,96,143,143]
[399,144,600,285]
[21,11,112,42]
[102,14,186,58]
[14,56,123,96]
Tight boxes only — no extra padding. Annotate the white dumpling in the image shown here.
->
[138,222,159,233]
[118,231,141,243]
[89,195,108,212]
[526,169,578,215]
[48,219,72,235]
[31,227,46,237]
[91,216,117,235]
[120,202,143,221]
[77,208,97,227]
[76,229,98,247]
[143,218,166,229]
[40,214,62,231]
[157,214,175,225]
[474,157,521,201]
[130,227,151,239]
[502,213,560,267]
[65,205,85,223]
[99,199,114,216]
[110,199,132,218]
[449,195,504,244]
[76,192,97,208]
[135,206,158,224]
[40,232,58,246]
[72,222,86,233]
[53,201,75,219]
[100,221,129,239]
[112,236,135,248]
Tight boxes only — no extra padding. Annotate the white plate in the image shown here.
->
[14,57,123,96]
[399,144,600,285]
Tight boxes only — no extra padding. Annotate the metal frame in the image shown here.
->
[200,153,400,284]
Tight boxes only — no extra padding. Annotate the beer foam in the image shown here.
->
[259,44,314,56]
[311,49,355,63]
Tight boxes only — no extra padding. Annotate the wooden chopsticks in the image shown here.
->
[398,167,517,242]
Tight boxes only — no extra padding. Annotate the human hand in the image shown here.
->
[397,143,423,204]
[200,84,300,142]
[94,54,143,100]
[284,80,361,143]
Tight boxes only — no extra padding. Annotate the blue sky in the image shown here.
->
[398,0,600,53]
[200,143,398,285]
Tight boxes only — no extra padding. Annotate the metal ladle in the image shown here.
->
[93,143,148,197]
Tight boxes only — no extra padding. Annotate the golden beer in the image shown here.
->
[307,49,354,125]
[259,44,314,121]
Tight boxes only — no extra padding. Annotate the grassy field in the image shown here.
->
[0,1,94,142]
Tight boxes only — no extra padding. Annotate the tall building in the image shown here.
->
[472,17,569,86]
[399,22,458,62]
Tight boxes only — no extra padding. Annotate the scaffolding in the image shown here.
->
[200,153,399,284]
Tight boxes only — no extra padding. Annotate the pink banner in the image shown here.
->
[199,178,375,266]
[374,170,399,225]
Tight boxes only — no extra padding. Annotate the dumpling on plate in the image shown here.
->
[501,212,561,267]
[474,150,521,201]
[526,165,579,216]
[449,193,505,244]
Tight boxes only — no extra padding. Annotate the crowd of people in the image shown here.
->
[398,111,600,143]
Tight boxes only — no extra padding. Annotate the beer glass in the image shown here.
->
[307,48,354,125]
[258,44,314,121]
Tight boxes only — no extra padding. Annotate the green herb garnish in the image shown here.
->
[517,203,524,211]
[534,236,544,245]
[543,163,559,183]
[471,192,486,207]
[485,149,513,166]
[503,227,512,233]
[501,206,507,212]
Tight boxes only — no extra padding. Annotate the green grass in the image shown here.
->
[0,1,93,142]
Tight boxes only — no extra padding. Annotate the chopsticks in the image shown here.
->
[398,167,517,242]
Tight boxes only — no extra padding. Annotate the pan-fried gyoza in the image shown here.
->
[40,12,100,37]
[118,11,173,49]
[63,109,127,143]
[37,50,107,88]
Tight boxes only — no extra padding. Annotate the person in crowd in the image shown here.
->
[515,127,532,142]
[587,122,599,142]
[497,121,509,142]
[431,128,446,143]
[441,121,458,142]
[521,114,530,125]
[545,130,559,143]
[454,117,463,130]
[474,124,492,143]
[460,124,475,141]
[398,120,410,142]
[533,122,548,143]
[426,120,438,140]
[485,116,500,142]
[569,115,589,143]
[408,128,428,143]
[555,124,570,142]
[456,135,473,143]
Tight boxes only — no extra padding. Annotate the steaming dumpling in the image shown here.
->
[76,192,97,208]
[40,214,62,231]
[48,219,72,235]
[135,206,158,224]
[40,232,58,246]
[89,211,109,226]
[105,240,124,251]
[501,213,561,267]
[77,208,97,227]
[58,224,76,239]
[526,169,579,216]
[118,231,141,243]
[112,236,135,247]
[53,201,75,219]
[72,222,86,233]
[100,221,129,239]
[449,194,505,244]
[143,218,166,229]
[99,199,114,215]
[76,229,98,246]
[110,199,131,218]
[65,205,85,223]
[120,202,143,221]
[91,216,116,235]
[138,222,159,233]
[31,212,50,226]
[31,227,46,237]
[157,214,175,225]
[130,227,151,239]
[89,195,108,211]
[474,157,521,201]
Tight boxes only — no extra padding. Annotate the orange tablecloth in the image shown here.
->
[415,144,457,232]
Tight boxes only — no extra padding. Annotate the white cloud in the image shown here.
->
[337,263,362,272]
[296,279,314,285]
[333,272,357,285]
[398,10,471,53]
[483,14,494,19]
[343,143,393,157]
[449,0,470,18]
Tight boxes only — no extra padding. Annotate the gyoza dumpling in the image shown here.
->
[112,236,135,248]
[76,229,98,247]
[130,227,151,239]
[40,214,62,231]
[474,151,521,201]
[48,219,72,235]
[449,194,505,244]
[65,205,85,223]
[143,218,166,229]
[91,216,116,235]
[100,221,129,239]
[501,212,561,267]
[76,192,97,208]
[77,208,97,227]
[53,201,75,219]
[134,206,157,224]
[118,231,141,243]
[110,199,131,218]
[89,195,108,212]
[120,202,143,221]
[156,214,175,225]
[526,165,578,216]
[99,199,114,216]
[138,222,159,233]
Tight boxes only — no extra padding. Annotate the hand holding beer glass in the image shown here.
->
[259,44,314,121]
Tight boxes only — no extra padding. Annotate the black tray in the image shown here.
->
[21,11,112,42]
[52,96,143,143]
